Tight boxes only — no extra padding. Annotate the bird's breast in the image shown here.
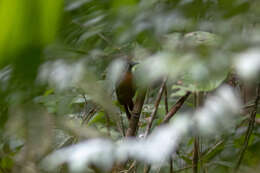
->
[116,71,135,104]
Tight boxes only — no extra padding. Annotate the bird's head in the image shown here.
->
[127,61,139,72]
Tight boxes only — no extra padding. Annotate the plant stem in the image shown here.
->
[126,89,147,137]
[164,84,173,173]
[193,137,199,173]
[193,92,203,173]
[145,79,167,137]
[164,84,169,114]
[235,83,260,171]
[162,92,191,124]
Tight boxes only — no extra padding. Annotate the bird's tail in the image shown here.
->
[128,100,134,111]
[124,104,131,120]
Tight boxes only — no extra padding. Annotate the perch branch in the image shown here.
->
[126,89,147,137]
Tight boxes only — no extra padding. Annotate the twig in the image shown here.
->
[235,83,260,171]
[164,85,169,114]
[143,80,167,173]
[80,93,97,126]
[201,140,224,157]
[170,158,173,173]
[144,80,167,137]
[81,107,97,125]
[162,92,191,124]
[81,93,88,104]
[163,83,174,173]
[126,89,147,137]
[193,137,199,173]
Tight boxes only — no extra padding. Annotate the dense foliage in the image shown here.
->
[0,0,260,173]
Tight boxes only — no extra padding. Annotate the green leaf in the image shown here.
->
[179,154,192,164]
[43,89,54,96]
[175,71,228,92]
[0,0,63,64]
[0,156,13,169]
[88,111,106,125]
[184,31,221,48]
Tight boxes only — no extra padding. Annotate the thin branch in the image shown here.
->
[193,137,199,173]
[164,84,173,173]
[235,83,260,171]
[164,85,169,114]
[81,93,88,104]
[162,92,191,124]
[126,89,147,137]
[143,80,167,173]
[201,140,224,157]
[81,107,97,125]
[145,79,167,137]
[170,158,173,173]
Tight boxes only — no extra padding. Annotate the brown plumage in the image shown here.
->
[116,62,137,119]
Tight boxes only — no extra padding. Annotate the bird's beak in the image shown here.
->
[130,61,139,67]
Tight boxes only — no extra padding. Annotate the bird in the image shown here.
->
[115,61,138,119]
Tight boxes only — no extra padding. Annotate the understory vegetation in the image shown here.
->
[0,0,260,173]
